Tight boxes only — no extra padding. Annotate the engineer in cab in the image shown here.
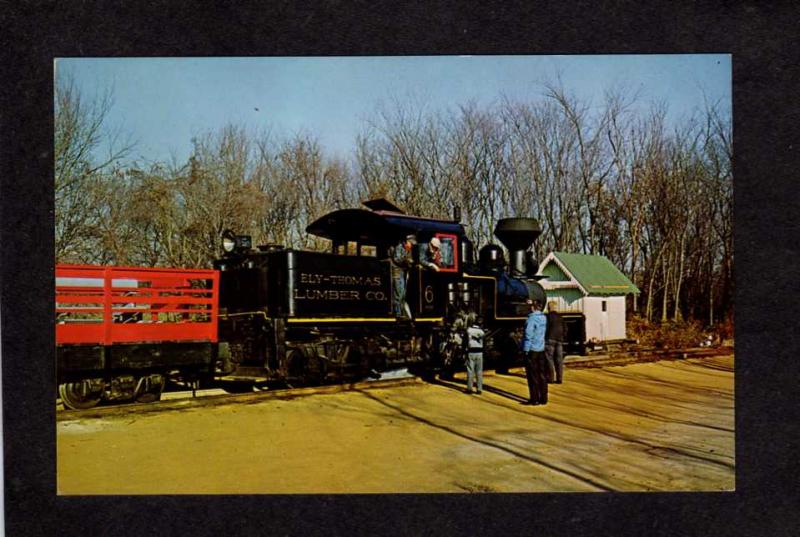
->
[420,237,443,271]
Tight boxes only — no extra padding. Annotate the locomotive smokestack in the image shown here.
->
[453,205,461,223]
[494,218,541,278]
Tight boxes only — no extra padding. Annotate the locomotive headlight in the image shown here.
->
[222,230,237,253]
[222,229,252,253]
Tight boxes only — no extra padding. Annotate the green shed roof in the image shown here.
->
[549,252,640,296]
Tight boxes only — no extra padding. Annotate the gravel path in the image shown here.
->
[57,353,734,494]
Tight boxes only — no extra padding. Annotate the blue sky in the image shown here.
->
[56,55,731,164]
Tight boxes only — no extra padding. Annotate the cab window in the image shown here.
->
[332,241,377,257]
[434,233,459,273]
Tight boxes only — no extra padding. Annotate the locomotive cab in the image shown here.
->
[305,200,468,321]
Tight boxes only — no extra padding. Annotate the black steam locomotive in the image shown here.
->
[213,198,546,387]
[55,198,546,409]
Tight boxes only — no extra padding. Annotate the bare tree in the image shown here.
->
[54,74,133,262]
[53,75,731,327]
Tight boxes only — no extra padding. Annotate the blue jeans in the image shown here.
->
[392,271,406,316]
[545,340,564,383]
[466,352,483,392]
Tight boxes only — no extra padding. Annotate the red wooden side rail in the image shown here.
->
[56,264,219,345]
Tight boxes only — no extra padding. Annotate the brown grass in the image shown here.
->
[627,316,733,349]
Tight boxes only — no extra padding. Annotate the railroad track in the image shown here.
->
[56,347,733,419]
[56,375,422,421]
[567,346,734,369]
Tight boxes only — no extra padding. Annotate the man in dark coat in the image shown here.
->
[545,301,565,384]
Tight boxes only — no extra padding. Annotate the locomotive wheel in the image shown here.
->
[59,381,103,410]
[285,348,307,381]
[135,392,161,403]
[283,348,325,386]
[134,375,165,404]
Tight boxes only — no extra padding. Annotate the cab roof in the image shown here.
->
[306,199,466,244]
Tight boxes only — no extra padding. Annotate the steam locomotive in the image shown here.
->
[55,198,546,409]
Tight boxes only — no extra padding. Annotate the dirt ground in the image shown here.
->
[57,354,734,494]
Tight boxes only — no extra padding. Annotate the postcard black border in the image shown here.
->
[3,1,799,536]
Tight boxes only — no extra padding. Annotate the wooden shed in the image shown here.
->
[538,252,640,342]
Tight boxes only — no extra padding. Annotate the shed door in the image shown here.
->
[606,297,626,339]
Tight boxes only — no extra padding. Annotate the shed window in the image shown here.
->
[602,300,607,312]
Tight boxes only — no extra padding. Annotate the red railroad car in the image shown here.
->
[56,264,219,409]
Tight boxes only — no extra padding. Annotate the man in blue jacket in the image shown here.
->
[522,299,548,405]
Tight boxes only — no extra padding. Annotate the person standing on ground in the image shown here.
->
[521,299,548,405]
[545,301,565,384]
[464,315,485,395]
[389,234,416,317]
